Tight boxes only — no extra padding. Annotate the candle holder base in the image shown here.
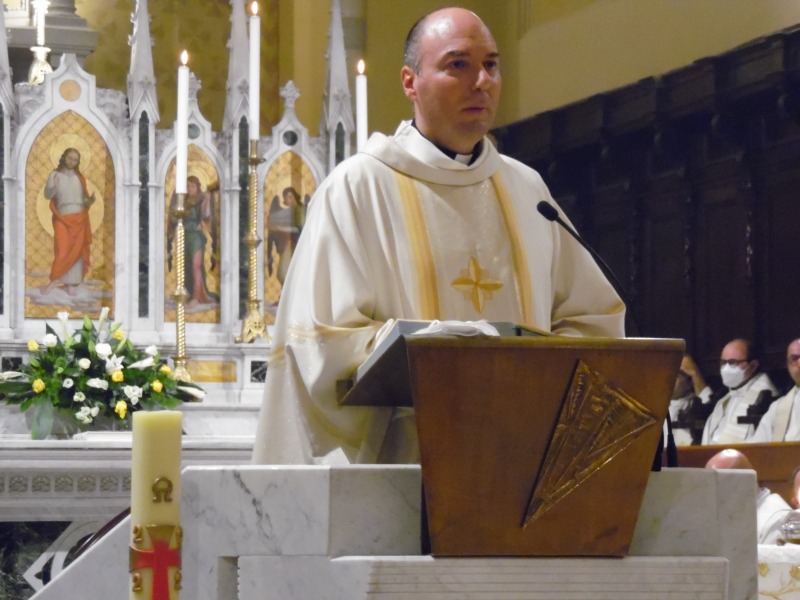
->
[235,301,268,343]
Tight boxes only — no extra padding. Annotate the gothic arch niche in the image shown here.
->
[262,150,316,321]
[24,110,115,319]
[163,144,221,324]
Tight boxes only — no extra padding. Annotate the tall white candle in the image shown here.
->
[129,410,182,600]
[356,59,368,151]
[176,51,189,194]
[249,2,261,141]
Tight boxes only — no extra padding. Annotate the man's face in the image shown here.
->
[787,340,800,386]
[65,151,79,170]
[720,339,757,382]
[401,9,501,154]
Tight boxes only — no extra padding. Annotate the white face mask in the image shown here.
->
[720,363,747,389]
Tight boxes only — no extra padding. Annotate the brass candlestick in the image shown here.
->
[171,192,192,382]
[236,139,267,343]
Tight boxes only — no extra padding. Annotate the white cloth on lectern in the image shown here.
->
[412,319,500,337]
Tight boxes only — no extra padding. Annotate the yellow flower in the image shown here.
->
[160,365,172,376]
[32,379,45,393]
[113,329,126,341]
[27,340,39,352]
[114,400,128,419]
[151,379,164,393]
[111,370,124,383]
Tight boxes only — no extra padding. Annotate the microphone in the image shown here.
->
[536,200,639,336]
[536,201,677,469]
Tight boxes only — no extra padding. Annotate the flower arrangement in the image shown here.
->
[0,308,204,439]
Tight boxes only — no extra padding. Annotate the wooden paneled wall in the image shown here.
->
[494,25,800,389]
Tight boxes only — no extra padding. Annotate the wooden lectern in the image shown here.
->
[340,332,684,557]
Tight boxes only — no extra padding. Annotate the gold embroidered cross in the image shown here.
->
[451,257,503,313]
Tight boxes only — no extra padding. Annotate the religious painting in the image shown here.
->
[164,145,221,324]
[262,150,316,322]
[25,110,115,318]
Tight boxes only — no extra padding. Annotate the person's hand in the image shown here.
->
[681,354,707,395]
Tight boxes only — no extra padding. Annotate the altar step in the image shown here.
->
[28,467,757,600]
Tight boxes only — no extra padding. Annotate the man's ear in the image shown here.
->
[401,65,417,102]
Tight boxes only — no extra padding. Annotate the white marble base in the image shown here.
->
[28,467,759,600]
[239,555,729,600]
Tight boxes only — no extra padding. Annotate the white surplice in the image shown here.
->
[252,121,625,465]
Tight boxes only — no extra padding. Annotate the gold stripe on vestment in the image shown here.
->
[491,174,533,326]
[393,171,440,319]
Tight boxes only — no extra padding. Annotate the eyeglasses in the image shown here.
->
[720,359,749,367]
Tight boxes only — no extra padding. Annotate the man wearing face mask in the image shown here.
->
[701,338,778,445]
[749,338,800,443]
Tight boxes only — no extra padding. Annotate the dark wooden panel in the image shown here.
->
[692,162,756,370]
[639,172,694,342]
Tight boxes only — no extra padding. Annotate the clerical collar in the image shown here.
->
[411,120,482,165]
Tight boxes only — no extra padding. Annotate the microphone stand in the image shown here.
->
[536,201,678,470]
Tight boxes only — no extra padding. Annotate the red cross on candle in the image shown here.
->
[130,524,182,600]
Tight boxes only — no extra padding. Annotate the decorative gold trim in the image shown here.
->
[523,359,657,527]
[491,175,533,325]
[393,171,440,319]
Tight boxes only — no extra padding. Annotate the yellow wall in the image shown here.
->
[46,1,800,136]
[513,0,800,122]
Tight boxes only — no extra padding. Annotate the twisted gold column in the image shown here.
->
[236,140,267,343]
[171,193,192,383]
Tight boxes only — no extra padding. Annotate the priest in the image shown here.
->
[252,7,625,465]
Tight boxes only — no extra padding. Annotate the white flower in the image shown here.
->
[75,405,100,424]
[86,378,109,390]
[95,343,112,360]
[128,357,154,370]
[0,371,24,381]
[145,345,159,357]
[104,354,125,374]
[78,358,91,370]
[178,385,206,400]
[57,311,71,341]
[74,391,86,402]
[62,378,74,389]
[123,385,143,405]
[42,333,58,348]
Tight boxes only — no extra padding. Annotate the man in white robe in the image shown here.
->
[702,338,777,445]
[750,338,800,443]
[252,7,625,465]
[706,449,792,545]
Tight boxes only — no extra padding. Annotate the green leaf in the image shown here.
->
[29,397,55,440]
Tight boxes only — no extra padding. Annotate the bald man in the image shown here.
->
[750,338,800,443]
[706,449,791,544]
[252,7,625,465]
[702,338,777,445]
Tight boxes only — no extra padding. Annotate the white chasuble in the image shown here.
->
[252,121,625,465]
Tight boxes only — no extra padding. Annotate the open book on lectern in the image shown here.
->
[337,319,548,407]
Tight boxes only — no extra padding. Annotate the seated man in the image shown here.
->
[702,339,777,445]
[706,448,792,544]
[668,354,709,446]
[750,338,800,443]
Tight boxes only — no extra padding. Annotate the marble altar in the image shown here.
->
[26,467,758,600]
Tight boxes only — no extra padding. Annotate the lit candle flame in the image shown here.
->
[357,59,365,75]
[180,50,188,66]
[251,1,258,16]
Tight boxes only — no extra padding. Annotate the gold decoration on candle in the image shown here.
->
[129,524,183,599]
[171,193,192,381]
[235,140,268,343]
[152,477,175,503]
